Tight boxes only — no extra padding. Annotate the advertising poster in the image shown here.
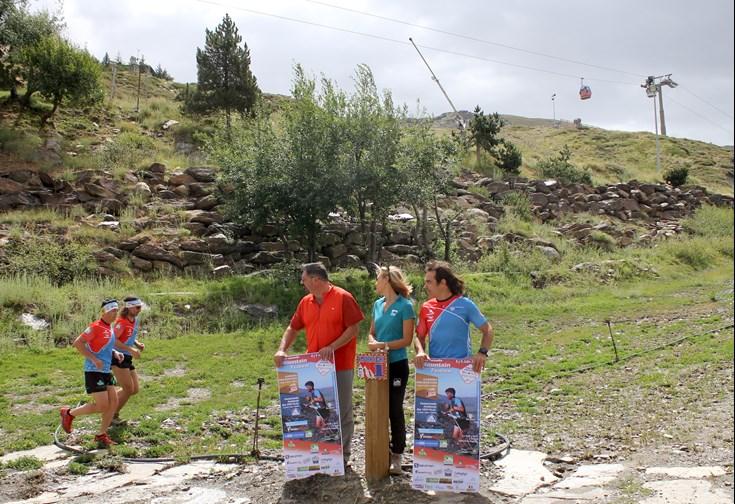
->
[412,358,481,493]
[277,353,344,480]
[357,352,387,380]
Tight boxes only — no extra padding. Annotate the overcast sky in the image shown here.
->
[33,0,735,146]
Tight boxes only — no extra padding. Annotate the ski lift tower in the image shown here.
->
[641,74,678,172]
[409,37,465,131]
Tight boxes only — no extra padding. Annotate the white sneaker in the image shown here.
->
[389,453,403,475]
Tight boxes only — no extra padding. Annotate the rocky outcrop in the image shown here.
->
[2,163,732,278]
[468,177,732,222]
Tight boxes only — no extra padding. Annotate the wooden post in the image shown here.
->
[358,353,390,481]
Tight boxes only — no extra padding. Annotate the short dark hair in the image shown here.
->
[426,261,464,296]
[302,262,329,281]
[305,381,314,387]
[445,387,456,395]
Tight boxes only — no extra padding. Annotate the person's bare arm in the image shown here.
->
[273,326,300,367]
[471,321,494,373]
[113,339,140,358]
[367,320,380,350]
[414,332,428,368]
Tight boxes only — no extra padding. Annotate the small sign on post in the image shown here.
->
[358,352,389,481]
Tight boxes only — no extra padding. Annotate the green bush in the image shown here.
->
[663,166,689,187]
[537,145,592,185]
[663,239,717,270]
[501,191,532,222]
[682,206,734,238]
[67,461,90,475]
[673,247,715,270]
[4,456,43,471]
[495,140,523,176]
[0,128,43,161]
[588,230,616,251]
[98,131,156,174]
[94,454,126,473]
[476,242,553,278]
[0,238,94,286]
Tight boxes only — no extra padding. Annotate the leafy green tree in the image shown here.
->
[0,1,62,101]
[188,13,259,133]
[397,117,460,260]
[213,65,348,261]
[21,35,102,125]
[343,64,404,261]
[468,105,504,168]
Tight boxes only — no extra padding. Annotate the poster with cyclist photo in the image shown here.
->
[412,358,481,493]
[277,352,344,480]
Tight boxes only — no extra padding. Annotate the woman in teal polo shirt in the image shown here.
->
[368,265,415,476]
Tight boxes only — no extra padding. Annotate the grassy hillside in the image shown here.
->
[2,65,732,196]
[431,110,732,194]
[502,125,733,194]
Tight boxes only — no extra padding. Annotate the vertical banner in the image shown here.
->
[412,358,481,493]
[277,353,344,480]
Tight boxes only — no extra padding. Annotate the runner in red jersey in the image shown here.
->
[59,299,124,448]
[111,296,145,425]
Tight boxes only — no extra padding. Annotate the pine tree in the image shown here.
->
[468,105,504,168]
[101,52,110,66]
[189,13,259,132]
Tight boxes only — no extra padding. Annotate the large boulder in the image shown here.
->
[188,183,214,198]
[97,198,124,214]
[133,182,152,200]
[180,239,209,253]
[324,244,348,259]
[529,192,548,207]
[130,256,153,272]
[206,233,236,254]
[185,210,224,225]
[0,178,25,195]
[169,172,196,186]
[185,167,217,183]
[83,183,117,199]
[181,250,223,266]
[132,243,183,268]
[384,244,420,255]
[249,251,283,265]
[536,245,561,261]
[259,241,286,252]
[195,194,219,210]
[334,254,363,269]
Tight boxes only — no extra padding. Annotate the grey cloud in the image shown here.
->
[32,0,734,145]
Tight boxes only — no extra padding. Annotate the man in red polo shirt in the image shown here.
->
[274,262,364,466]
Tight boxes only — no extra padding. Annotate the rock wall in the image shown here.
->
[1,164,732,277]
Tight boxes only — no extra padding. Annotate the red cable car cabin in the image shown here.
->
[579,77,591,100]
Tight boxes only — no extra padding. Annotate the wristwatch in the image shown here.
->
[478,347,489,356]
